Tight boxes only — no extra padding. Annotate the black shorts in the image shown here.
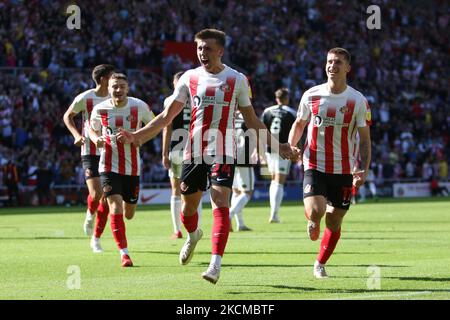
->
[81,155,100,180]
[100,172,140,204]
[180,162,235,195]
[303,169,353,210]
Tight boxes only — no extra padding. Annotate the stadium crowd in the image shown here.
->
[0,0,448,203]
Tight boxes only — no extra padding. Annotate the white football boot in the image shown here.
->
[179,229,203,265]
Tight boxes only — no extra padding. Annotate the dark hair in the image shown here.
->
[173,71,184,82]
[328,47,351,64]
[275,88,289,101]
[195,29,226,47]
[109,72,128,82]
[92,64,115,85]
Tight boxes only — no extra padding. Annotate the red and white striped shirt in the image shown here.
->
[297,84,371,174]
[70,89,110,156]
[172,65,252,161]
[90,97,154,176]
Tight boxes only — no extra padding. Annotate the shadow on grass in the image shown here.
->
[0,237,86,240]
[334,275,450,283]
[226,284,450,295]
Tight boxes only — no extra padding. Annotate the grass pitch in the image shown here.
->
[0,198,449,300]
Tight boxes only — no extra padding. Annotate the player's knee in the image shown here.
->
[125,211,135,220]
[91,191,102,202]
[181,203,197,216]
[325,213,343,231]
[305,207,324,221]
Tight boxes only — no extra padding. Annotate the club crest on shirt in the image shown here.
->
[339,105,349,114]
[127,114,136,123]
[103,184,112,193]
[219,83,231,92]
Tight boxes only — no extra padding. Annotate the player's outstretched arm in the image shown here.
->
[288,117,308,161]
[162,124,173,170]
[117,100,185,145]
[239,105,296,160]
[63,106,84,146]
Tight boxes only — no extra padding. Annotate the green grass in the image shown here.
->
[0,198,449,300]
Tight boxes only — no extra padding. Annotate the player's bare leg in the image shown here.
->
[202,185,231,284]
[179,191,203,265]
[84,177,102,236]
[313,205,346,279]
[170,177,183,239]
[108,195,132,267]
[269,173,286,223]
[123,202,137,220]
[303,195,327,241]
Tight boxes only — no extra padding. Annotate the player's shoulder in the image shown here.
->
[73,88,96,102]
[224,65,248,82]
[128,97,149,108]
[183,68,201,79]
[281,105,297,117]
[163,95,175,109]
[347,85,368,104]
[303,83,327,97]
[263,104,279,113]
[92,98,111,110]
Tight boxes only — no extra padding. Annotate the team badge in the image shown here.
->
[219,83,230,92]
[127,114,136,123]
[103,184,112,193]
[339,105,349,113]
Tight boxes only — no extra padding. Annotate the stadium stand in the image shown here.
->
[0,0,448,205]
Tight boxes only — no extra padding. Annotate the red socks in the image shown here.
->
[181,211,198,233]
[110,213,127,250]
[212,207,230,256]
[94,200,109,238]
[317,228,341,264]
[87,194,99,215]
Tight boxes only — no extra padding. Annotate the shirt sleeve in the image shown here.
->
[163,95,175,110]
[356,96,371,127]
[237,75,252,107]
[70,94,85,114]
[297,93,310,120]
[90,106,102,131]
[141,102,155,125]
[172,73,190,104]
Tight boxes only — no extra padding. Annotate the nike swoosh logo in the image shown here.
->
[213,233,222,237]
[141,193,160,203]
[216,178,227,182]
